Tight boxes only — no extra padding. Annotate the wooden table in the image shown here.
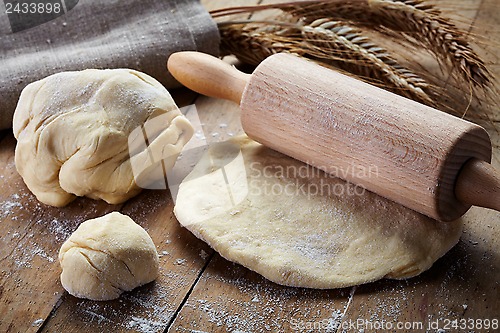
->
[1,1,499,332]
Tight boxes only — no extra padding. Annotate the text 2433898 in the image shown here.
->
[5,1,63,14]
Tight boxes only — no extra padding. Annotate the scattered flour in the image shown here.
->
[175,258,187,265]
[31,318,44,327]
[199,250,209,260]
[0,194,22,219]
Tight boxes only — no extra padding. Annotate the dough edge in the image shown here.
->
[174,135,463,289]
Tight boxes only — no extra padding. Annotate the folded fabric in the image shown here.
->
[0,0,220,130]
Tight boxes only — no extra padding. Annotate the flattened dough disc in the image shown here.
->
[174,136,462,288]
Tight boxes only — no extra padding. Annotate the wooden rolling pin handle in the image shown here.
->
[168,51,250,104]
[456,158,500,211]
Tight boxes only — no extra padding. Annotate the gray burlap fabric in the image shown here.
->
[0,0,220,129]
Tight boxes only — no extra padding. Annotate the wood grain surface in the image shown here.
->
[0,1,498,332]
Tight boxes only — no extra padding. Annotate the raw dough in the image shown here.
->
[59,212,159,301]
[13,69,193,207]
[174,136,462,288]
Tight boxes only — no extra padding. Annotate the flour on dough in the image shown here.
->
[13,69,193,206]
[174,136,462,288]
[59,212,159,301]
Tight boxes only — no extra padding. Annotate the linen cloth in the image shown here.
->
[0,0,220,129]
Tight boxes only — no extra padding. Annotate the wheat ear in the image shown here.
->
[279,0,491,88]
[301,18,436,105]
[219,18,437,106]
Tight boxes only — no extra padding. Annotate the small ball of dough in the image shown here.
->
[58,212,159,301]
[13,69,193,206]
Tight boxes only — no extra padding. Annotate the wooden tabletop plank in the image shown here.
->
[167,1,356,332]
[168,254,353,333]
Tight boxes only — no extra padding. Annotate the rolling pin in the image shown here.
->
[167,51,500,222]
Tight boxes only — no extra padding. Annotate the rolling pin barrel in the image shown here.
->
[168,52,499,221]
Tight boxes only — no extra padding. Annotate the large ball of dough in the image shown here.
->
[58,212,159,301]
[13,69,193,206]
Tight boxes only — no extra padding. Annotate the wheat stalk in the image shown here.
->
[210,0,367,19]
[219,17,438,106]
[300,18,436,104]
[219,22,302,66]
[368,0,491,87]
[213,0,494,115]
[278,0,492,88]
